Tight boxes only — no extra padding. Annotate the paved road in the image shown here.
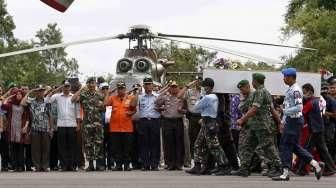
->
[0,171,335,188]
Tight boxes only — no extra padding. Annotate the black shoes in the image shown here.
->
[124,166,132,171]
[185,165,201,175]
[230,170,248,177]
[272,174,290,181]
[314,162,325,181]
[112,166,123,171]
[86,161,95,172]
[96,166,106,171]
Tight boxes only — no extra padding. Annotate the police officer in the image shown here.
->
[138,78,161,171]
[272,68,324,181]
[232,74,281,178]
[185,78,228,175]
[72,77,106,171]
[178,77,202,161]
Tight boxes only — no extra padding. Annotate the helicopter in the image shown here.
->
[0,24,316,90]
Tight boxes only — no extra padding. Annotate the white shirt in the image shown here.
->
[47,93,80,128]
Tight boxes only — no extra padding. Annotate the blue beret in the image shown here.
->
[282,68,297,76]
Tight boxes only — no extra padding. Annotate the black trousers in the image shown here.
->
[187,113,201,158]
[131,120,141,169]
[24,144,32,170]
[76,128,85,168]
[110,132,133,166]
[0,133,9,170]
[162,118,185,168]
[57,127,77,170]
[325,132,336,162]
[219,122,239,170]
[305,132,336,172]
[31,131,50,170]
[231,129,240,152]
[137,118,161,169]
[104,126,113,168]
[49,131,59,169]
[11,143,24,170]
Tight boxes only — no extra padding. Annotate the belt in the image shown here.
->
[187,112,201,117]
[288,115,303,118]
[140,117,159,121]
[162,117,182,120]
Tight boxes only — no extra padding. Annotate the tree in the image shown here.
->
[152,40,217,84]
[35,23,79,84]
[283,0,336,73]
[0,0,15,48]
[1,3,78,88]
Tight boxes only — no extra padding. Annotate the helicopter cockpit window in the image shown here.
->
[117,58,133,73]
[135,58,150,72]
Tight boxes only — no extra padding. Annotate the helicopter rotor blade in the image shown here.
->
[0,34,125,58]
[157,33,316,51]
[154,35,282,64]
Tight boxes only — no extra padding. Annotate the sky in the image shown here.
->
[5,0,300,78]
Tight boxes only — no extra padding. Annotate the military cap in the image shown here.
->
[99,82,109,89]
[252,73,265,83]
[116,81,126,88]
[202,78,215,88]
[63,80,71,86]
[86,77,96,84]
[237,79,249,88]
[143,77,153,84]
[327,76,336,85]
[282,67,297,77]
[35,84,46,91]
[170,81,178,86]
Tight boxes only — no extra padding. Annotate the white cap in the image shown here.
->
[99,82,109,89]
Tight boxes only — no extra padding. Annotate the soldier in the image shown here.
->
[72,77,106,171]
[231,74,281,178]
[272,68,324,181]
[185,78,228,175]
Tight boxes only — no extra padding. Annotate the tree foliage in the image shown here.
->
[283,0,336,72]
[152,40,217,84]
[0,0,78,88]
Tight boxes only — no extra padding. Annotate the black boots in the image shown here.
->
[185,163,201,175]
[86,160,95,172]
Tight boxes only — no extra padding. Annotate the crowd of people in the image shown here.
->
[0,67,335,181]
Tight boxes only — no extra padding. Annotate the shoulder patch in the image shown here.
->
[294,91,301,99]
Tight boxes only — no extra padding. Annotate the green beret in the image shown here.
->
[86,77,96,84]
[252,73,265,83]
[237,79,249,88]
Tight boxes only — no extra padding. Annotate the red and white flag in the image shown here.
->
[41,0,74,12]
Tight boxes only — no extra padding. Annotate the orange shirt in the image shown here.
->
[107,95,135,133]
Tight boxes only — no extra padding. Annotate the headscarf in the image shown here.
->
[9,89,25,105]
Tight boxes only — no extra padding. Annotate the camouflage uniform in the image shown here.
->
[80,90,105,161]
[193,118,226,167]
[238,86,281,174]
